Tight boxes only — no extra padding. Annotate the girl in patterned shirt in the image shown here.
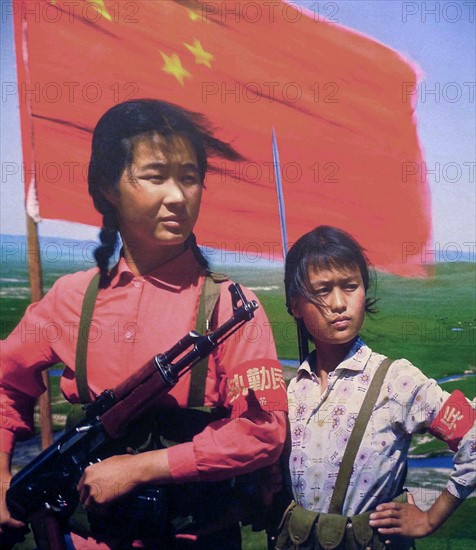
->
[278,225,475,548]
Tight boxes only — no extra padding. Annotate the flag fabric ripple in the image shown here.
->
[13,0,431,275]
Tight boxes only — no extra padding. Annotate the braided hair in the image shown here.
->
[88,99,242,274]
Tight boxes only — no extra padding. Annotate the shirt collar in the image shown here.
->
[110,247,204,291]
[296,337,371,380]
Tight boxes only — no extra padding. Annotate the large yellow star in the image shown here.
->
[184,39,214,69]
[160,52,191,86]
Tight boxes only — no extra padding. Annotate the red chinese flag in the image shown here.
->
[13,0,431,275]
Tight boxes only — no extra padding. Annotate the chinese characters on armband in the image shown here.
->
[226,359,288,414]
[429,390,475,452]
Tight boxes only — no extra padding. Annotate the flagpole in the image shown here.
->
[271,130,309,364]
[26,215,54,449]
[271,130,288,258]
[16,10,54,450]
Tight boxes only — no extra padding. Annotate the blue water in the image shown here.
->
[438,373,476,383]
[281,359,300,368]
[408,455,453,469]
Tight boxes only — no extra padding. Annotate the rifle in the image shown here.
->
[3,283,258,549]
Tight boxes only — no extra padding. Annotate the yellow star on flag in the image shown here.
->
[184,39,214,68]
[160,52,191,86]
[188,9,200,21]
[86,0,112,22]
[188,8,209,23]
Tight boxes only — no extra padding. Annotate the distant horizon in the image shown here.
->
[1,233,474,266]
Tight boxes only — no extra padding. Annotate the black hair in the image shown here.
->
[284,225,377,319]
[88,99,243,273]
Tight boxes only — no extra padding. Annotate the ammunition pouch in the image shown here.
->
[275,493,415,550]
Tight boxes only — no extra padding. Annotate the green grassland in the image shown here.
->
[2,261,475,548]
[253,262,476,378]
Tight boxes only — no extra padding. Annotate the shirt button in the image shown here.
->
[132,279,143,288]
[125,331,134,339]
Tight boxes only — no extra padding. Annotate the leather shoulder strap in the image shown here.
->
[328,357,394,514]
[187,271,228,407]
[75,272,101,404]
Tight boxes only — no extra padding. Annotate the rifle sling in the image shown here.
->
[75,270,227,407]
[327,357,394,515]
[187,271,227,408]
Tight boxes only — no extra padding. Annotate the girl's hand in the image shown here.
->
[77,454,137,510]
[77,449,171,510]
[0,463,27,534]
[1,491,27,534]
[369,492,434,539]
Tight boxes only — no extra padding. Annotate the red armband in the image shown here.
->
[429,390,475,451]
[225,359,288,416]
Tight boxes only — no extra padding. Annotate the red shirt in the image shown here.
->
[1,248,287,483]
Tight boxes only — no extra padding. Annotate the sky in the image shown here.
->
[1,0,475,257]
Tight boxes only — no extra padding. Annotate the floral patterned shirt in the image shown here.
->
[287,337,475,515]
